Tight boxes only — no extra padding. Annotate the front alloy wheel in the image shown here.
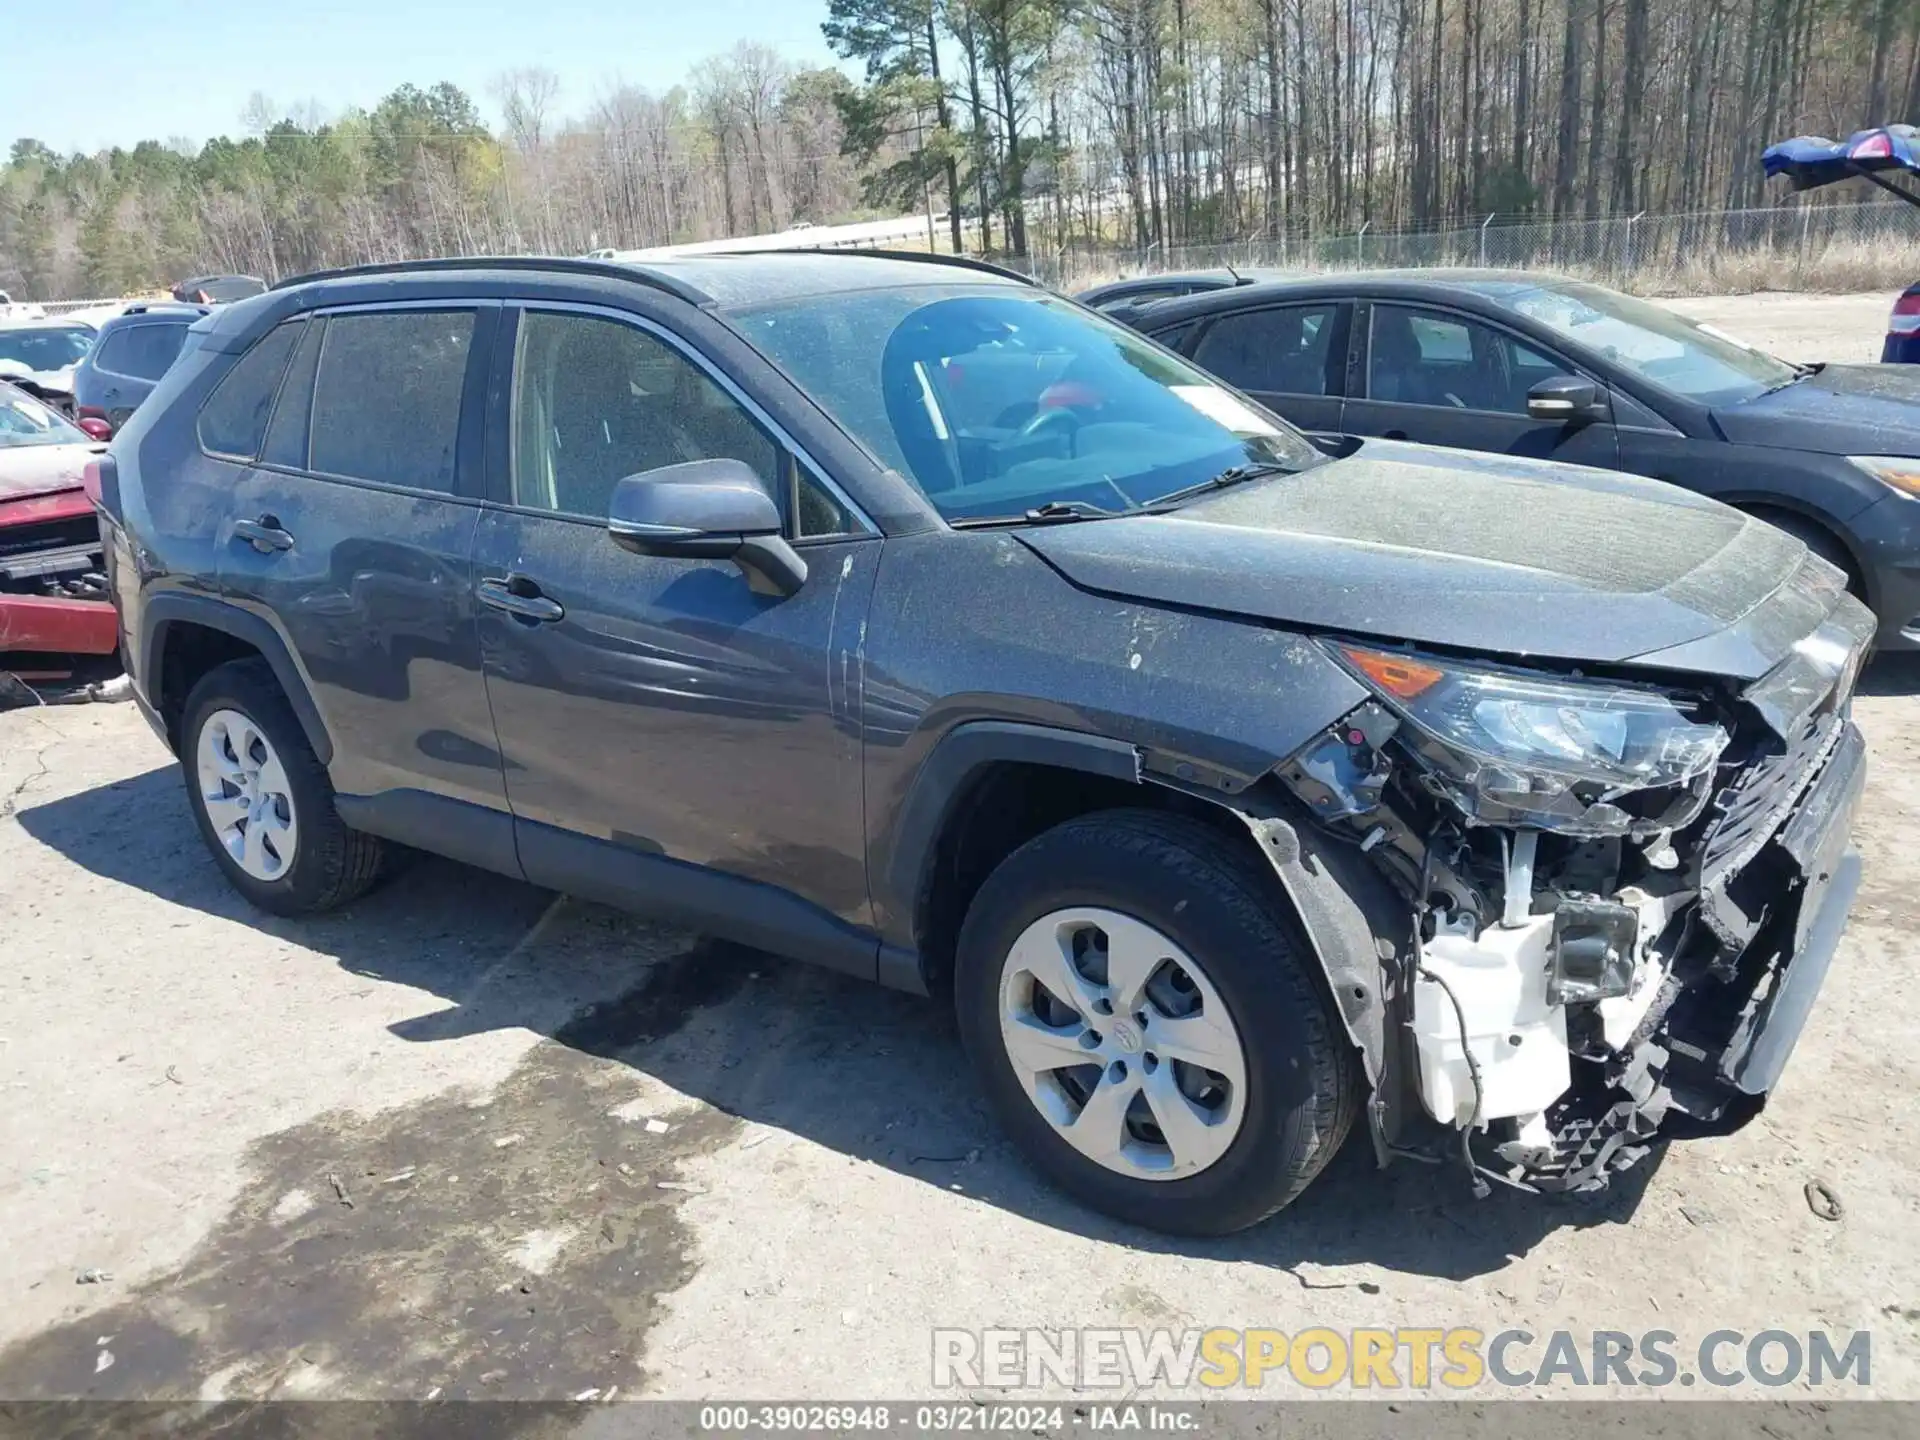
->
[955,809,1360,1235]
[998,907,1247,1181]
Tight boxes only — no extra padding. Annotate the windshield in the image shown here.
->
[0,325,94,373]
[1506,282,1798,404]
[0,384,88,448]
[726,285,1321,522]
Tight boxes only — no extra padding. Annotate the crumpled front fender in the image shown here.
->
[1217,791,1419,1152]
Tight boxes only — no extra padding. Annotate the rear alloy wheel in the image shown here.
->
[956,809,1360,1235]
[180,659,388,915]
[196,708,299,882]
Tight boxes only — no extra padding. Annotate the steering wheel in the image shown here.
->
[1017,404,1084,450]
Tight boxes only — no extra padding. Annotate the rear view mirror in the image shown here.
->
[1527,375,1604,424]
[608,458,807,597]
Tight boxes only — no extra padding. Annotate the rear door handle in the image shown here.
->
[232,516,294,553]
[477,575,564,623]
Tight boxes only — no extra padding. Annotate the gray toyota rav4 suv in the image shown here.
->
[96,252,1869,1235]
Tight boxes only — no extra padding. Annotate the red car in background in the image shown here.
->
[0,380,118,686]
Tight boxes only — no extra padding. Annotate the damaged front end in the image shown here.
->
[1274,599,1871,1197]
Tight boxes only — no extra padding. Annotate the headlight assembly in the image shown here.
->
[1847,455,1920,498]
[1328,643,1729,836]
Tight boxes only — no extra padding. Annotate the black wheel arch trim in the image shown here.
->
[141,592,333,764]
[879,721,1408,1131]
[879,720,1144,957]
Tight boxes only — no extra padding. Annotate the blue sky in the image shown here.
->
[5,0,844,154]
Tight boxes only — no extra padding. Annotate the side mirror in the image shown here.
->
[607,458,808,598]
[77,416,113,442]
[1526,374,1604,424]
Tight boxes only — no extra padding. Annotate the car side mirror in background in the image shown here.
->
[1526,374,1604,424]
[77,417,112,442]
[607,458,809,598]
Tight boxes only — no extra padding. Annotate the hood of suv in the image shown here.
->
[1015,440,1818,679]
[1711,363,1920,453]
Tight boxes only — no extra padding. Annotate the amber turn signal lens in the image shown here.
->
[1339,645,1446,700]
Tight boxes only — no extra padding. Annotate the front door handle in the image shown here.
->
[233,515,294,553]
[477,575,564,623]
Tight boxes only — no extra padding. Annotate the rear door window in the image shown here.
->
[308,310,475,492]
[1191,305,1343,396]
[260,319,324,468]
[97,322,191,381]
[196,319,304,459]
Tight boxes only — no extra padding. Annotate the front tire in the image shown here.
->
[180,659,387,916]
[954,809,1361,1235]
[1749,509,1864,601]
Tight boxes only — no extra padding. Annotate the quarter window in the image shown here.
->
[196,320,303,459]
[309,310,475,491]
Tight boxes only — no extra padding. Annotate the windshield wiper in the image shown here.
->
[1025,499,1117,521]
[1759,361,1823,395]
[1149,461,1294,508]
[948,499,1121,529]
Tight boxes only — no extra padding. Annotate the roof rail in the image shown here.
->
[268,255,709,306]
[712,246,1040,286]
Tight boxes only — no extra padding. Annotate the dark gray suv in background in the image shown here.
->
[96,252,1869,1235]
[72,301,208,434]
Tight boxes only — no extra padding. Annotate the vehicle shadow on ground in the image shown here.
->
[1858,651,1920,697]
[19,765,1656,1288]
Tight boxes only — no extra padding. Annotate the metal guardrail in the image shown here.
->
[1,297,147,320]
[41,298,131,316]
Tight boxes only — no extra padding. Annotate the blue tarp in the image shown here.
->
[1762,124,1920,199]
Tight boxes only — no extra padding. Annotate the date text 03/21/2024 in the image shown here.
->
[696,1405,1194,1432]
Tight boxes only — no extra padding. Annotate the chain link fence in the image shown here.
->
[1033,199,1920,296]
[12,201,1914,313]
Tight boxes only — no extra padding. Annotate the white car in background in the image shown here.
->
[0,317,99,414]
[0,290,48,322]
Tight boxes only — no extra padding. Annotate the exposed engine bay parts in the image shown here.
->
[1276,621,1870,1196]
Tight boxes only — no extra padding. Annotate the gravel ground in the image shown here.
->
[0,293,1915,1408]
[1663,291,1897,365]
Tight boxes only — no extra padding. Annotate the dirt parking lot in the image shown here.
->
[1,291,1916,1407]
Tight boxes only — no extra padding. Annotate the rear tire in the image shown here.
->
[954,809,1361,1235]
[180,659,387,915]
